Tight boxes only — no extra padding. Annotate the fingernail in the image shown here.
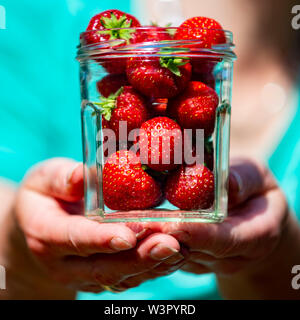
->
[163,252,184,265]
[66,163,81,185]
[229,169,244,196]
[150,244,178,261]
[109,237,133,251]
[136,228,149,240]
[168,231,191,242]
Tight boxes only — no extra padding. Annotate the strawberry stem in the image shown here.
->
[98,13,135,43]
[159,47,189,76]
[159,56,189,76]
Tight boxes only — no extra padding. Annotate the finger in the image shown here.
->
[228,158,277,208]
[188,251,251,275]
[180,261,210,275]
[126,189,287,259]
[117,259,187,290]
[43,217,137,256]
[137,232,181,261]
[60,233,182,286]
[182,189,286,259]
[78,257,186,293]
[23,158,84,202]
[17,189,137,256]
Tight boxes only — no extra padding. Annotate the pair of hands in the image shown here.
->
[14,157,289,295]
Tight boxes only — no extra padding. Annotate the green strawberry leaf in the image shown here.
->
[159,47,190,76]
[159,56,189,77]
[93,87,123,121]
[98,13,134,43]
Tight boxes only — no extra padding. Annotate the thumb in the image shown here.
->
[228,158,277,208]
[23,158,84,202]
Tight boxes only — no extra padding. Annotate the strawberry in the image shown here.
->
[168,81,219,136]
[174,17,225,82]
[83,10,142,74]
[103,150,162,210]
[165,164,214,210]
[95,86,149,139]
[138,26,173,42]
[174,17,226,48]
[97,74,128,98]
[85,10,141,45]
[126,54,191,99]
[138,117,182,172]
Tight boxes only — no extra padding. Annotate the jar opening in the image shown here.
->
[76,27,235,62]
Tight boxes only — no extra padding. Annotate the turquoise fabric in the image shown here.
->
[0,0,298,301]
[0,0,131,182]
[268,89,300,220]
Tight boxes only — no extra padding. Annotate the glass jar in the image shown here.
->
[77,27,236,223]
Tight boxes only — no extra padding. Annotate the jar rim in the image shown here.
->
[76,27,236,62]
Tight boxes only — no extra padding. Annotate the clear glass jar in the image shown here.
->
[77,27,236,223]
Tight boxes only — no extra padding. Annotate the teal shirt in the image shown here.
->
[0,0,298,301]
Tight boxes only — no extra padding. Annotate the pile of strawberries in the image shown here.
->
[83,10,226,211]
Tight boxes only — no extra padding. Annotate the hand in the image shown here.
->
[182,158,288,276]
[10,158,186,298]
[130,158,292,280]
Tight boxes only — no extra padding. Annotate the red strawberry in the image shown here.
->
[96,86,149,139]
[165,164,214,210]
[126,55,191,99]
[138,26,173,42]
[103,150,162,210]
[138,117,182,172]
[97,74,128,98]
[168,81,219,136]
[174,17,226,48]
[174,17,225,81]
[83,10,142,74]
[85,10,141,45]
